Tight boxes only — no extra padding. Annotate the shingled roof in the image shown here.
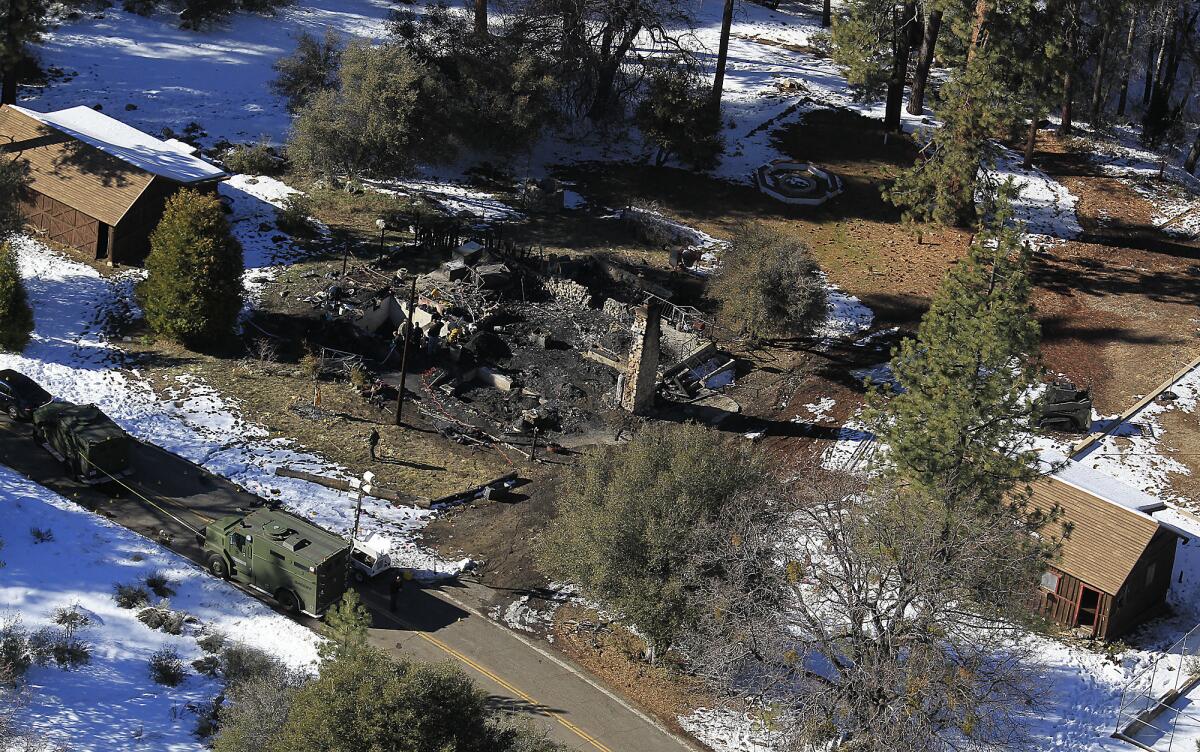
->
[1033,473,1166,595]
[0,105,225,227]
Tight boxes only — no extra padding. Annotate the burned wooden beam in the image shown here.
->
[273,466,431,509]
[429,471,520,507]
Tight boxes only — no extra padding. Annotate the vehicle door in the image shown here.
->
[228,532,253,579]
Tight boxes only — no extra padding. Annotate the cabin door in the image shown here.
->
[1076,586,1101,633]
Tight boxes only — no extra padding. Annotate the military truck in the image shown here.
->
[202,508,350,617]
[1034,381,1093,433]
[32,402,133,484]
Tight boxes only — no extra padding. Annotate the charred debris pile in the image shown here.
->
[304,236,742,450]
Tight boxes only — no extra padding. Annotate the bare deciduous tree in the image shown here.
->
[683,469,1052,752]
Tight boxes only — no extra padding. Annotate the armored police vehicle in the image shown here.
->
[202,508,350,617]
[33,402,133,484]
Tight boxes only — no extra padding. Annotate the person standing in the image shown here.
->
[388,570,407,612]
[368,428,380,461]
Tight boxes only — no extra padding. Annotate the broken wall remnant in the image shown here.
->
[620,303,661,414]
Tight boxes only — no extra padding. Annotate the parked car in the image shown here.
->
[0,370,52,420]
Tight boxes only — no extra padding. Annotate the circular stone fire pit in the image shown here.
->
[753,160,844,206]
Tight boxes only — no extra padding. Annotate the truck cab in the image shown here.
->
[202,508,350,617]
[350,533,395,582]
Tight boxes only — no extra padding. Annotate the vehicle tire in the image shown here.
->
[207,555,229,580]
[275,589,300,615]
[6,406,18,420]
[353,570,366,584]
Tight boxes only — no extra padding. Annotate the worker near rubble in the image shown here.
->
[426,321,442,355]
[447,326,462,345]
[388,569,414,612]
[368,427,380,461]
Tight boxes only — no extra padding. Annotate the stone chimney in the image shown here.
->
[620,303,661,414]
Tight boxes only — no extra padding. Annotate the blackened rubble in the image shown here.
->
[302,233,740,450]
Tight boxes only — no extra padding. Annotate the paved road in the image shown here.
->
[0,419,698,752]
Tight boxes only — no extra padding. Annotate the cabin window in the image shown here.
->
[1146,562,1158,587]
[1040,571,1060,592]
[270,550,285,562]
[293,562,308,572]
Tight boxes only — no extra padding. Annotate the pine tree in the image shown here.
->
[287,41,437,184]
[272,648,501,752]
[0,0,48,104]
[141,189,244,350]
[318,589,370,661]
[0,242,31,352]
[830,0,895,102]
[868,188,1056,606]
[270,29,343,114]
[635,59,723,168]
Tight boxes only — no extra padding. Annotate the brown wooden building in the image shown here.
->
[0,104,226,265]
[1034,474,1183,640]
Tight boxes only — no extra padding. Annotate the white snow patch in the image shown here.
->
[988,148,1083,241]
[0,465,320,751]
[815,279,874,343]
[678,707,775,752]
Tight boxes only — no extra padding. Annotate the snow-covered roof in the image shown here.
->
[10,105,225,184]
[1039,449,1165,515]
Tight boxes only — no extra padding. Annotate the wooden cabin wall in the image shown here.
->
[1106,530,1178,639]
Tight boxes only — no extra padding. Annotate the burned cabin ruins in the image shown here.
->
[300,231,740,451]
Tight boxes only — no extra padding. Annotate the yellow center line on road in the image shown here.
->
[375,606,614,752]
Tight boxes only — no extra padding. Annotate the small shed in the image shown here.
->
[0,104,227,265]
[1033,468,1183,640]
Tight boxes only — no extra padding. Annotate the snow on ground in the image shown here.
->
[30,0,393,147]
[793,397,836,424]
[990,147,1084,244]
[366,178,525,223]
[1074,122,1200,238]
[1071,364,1200,503]
[220,173,310,304]
[679,707,774,752]
[0,237,460,577]
[0,464,320,751]
[814,279,874,344]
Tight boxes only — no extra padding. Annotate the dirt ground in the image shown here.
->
[1029,136,1200,407]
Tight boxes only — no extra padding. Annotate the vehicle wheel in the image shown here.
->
[6,406,18,420]
[353,570,366,584]
[275,589,300,615]
[207,555,229,580]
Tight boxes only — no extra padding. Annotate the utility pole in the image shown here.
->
[394,276,418,426]
[376,218,386,256]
